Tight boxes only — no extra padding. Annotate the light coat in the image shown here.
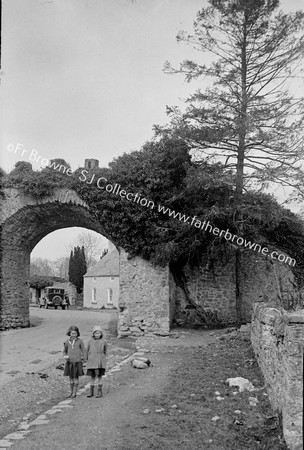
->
[86,338,107,369]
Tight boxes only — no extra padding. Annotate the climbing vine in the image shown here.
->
[3,140,304,288]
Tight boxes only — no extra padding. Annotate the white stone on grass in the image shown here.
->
[226,377,255,392]
[211,416,220,422]
[249,397,259,406]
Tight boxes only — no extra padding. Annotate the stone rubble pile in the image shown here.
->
[118,316,170,337]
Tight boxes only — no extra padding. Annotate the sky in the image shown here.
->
[1,0,303,260]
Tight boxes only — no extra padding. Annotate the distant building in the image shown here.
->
[84,159,99,170]
[83,247,119,309]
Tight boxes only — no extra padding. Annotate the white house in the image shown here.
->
[83,248,119,309]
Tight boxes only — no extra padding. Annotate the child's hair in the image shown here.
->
[92,325,103,338]
[66,325,80,337]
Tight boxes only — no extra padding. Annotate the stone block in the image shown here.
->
[118,331,132,337]
[286,310,304,324]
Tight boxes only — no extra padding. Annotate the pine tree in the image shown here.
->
[68,250,74,285]
[156,0,304,325]
[68,246,87,292]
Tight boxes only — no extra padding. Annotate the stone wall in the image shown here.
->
[0,188,171,334]
[174,250,299,326]
[118,250,170,337]
[251,303,304,450]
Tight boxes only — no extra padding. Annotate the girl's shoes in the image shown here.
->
[96,385,102,398]
[87,386,94,398]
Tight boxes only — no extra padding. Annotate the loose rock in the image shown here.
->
[226,377,255,392]
[131,360,148,369]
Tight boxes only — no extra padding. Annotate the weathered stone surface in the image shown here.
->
[118,250,171,337]
[251,303,304,450]
[286,311,304,323]
[118,331,132,338]
[174,251,299,326]
[0,187,173,335]
[129,326,142,333]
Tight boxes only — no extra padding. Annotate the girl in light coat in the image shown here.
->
[86,325,107,398]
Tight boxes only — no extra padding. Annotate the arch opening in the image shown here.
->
[1,188,172,335]
[1,198,118,328]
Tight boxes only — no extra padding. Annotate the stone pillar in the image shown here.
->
[0,246,30,329]
[283,311,304,450]
[118,249,170,337]
[251,304,304,450]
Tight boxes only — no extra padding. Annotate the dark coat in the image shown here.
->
[63,338,86,363]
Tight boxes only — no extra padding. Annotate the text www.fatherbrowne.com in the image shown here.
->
[78,170,295,267]
[157,205,296,266]
[6,143,296,267]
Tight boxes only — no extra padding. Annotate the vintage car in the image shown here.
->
[39,287,67,310]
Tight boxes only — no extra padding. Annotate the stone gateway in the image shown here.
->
[0,188,172,334]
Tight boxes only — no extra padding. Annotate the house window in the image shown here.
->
[93,277,96,283]
[92,288,97,303]
[107,288,113,304]
[110,277,115,281]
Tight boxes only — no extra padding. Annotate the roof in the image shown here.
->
[84,249,119,277]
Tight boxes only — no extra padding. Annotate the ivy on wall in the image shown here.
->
[3,141,304,287]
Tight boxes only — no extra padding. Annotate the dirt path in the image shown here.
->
[0,308,118,386]
[1,328,287,450]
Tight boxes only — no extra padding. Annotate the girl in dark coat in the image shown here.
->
[86,325,107,398]
[63,325,86,398]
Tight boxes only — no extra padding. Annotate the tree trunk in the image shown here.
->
[234,16,248,327]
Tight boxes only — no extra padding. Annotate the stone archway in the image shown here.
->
[0,188,173,334]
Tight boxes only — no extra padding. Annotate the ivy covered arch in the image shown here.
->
[0,188,171,332]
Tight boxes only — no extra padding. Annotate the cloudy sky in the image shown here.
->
[2,0,205,173]
[1,0,303,260]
